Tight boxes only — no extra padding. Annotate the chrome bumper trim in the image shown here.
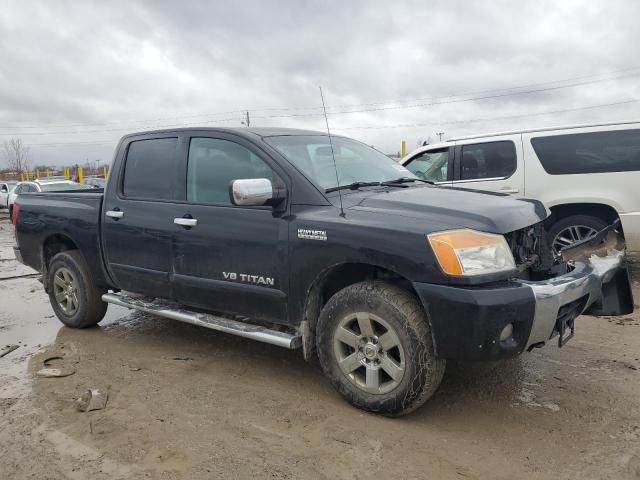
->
[519,250,625,349]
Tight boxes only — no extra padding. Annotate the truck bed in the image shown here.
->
[14,191,109,287]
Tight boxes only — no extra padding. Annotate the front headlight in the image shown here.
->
[427,229,515,276]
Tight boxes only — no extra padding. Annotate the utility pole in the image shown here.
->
[436,132,444,142]
[241,111,250,127]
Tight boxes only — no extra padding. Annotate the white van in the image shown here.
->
[401,121,640,256]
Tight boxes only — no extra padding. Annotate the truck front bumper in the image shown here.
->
[414,250,633,361]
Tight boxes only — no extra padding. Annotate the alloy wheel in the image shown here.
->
[552,225,599,254]
[333,312,406,395]
[53,267,80,315]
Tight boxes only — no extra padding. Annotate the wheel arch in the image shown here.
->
[41,233,81,291]
[546,202,621,230]
[301,262,420,361]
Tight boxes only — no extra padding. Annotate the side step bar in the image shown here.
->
[102,293,301,350]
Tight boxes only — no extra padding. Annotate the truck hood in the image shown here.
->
[348,185,548,234]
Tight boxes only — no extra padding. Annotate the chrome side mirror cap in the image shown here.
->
[230,178,284,207]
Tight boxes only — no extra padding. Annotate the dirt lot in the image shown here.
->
[1,210,639,480]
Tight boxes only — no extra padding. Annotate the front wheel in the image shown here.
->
[316,281,445,416]
[48,250,107,328]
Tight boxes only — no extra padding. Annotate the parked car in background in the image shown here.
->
[0,181,17,209]
[402,121,640,256]
[83,176,106,189]
[8,180,89,218]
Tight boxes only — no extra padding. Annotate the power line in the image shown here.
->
[332,99,640,131]
[25,98,640,147]
[5,71,640,138]
[2,66,640,131]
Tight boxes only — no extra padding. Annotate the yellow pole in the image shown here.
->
[46,169,51,178]
[103,166,108,178]
[35,168,40,180]
[78,167,84,184]
[401,140,406,158]
[65,167,70,179]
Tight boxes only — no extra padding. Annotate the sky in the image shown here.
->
[1,0,639,168]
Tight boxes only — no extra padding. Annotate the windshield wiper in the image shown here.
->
[325,181,382,193]
[325,177,434,193]
[380,177,435,186]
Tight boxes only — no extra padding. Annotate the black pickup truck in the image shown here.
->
[13,127,634,415]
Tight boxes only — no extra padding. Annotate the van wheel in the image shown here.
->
[316,281,446,416]
[48,250,107,328]
[547,215,608,254]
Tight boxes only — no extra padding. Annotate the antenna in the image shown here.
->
[318,86,345,217]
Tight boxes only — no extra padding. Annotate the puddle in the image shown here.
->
[0,275,129,398]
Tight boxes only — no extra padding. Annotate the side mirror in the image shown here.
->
[230,178,284,207]
[0,187,7,193]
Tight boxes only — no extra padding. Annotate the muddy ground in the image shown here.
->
[1,210,639,480]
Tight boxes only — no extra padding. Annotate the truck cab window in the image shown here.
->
[405,149,449,182]
[459,141,516,180]
[122,137,179,200]
[187,137,276,205]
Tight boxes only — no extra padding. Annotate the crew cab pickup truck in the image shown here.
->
[13,127,634,416]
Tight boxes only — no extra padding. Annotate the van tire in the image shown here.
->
[547,214,608,253]
[47,250,107,328]
[316,281,446,416]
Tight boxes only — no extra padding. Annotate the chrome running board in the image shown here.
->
[102,292,301,350]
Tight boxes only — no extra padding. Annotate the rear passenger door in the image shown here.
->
[102,134,187,298]
[171,134,290,324]
[451,136,524,196]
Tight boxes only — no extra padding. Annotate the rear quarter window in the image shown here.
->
[531,129,640,175]
[122,137,179,200]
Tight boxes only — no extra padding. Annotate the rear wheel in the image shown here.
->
[48,250,107,328]
[547,214,608,254]
[317,281,445,416]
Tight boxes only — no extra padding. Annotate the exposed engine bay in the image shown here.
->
[507,220,634,316]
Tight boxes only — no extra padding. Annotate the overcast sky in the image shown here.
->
[1,0,639,167]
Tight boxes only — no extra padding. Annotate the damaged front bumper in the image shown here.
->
[414,230,634,361]
[521,245,631,350]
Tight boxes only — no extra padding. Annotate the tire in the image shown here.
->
[316,281,446,416]
[547,214,608,254]
[47,250,107,328]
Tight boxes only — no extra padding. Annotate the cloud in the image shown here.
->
[1,0,638,165]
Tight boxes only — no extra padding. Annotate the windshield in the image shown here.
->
[40,182,92,192]
[265,135,417,191]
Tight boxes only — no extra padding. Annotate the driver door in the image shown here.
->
[402,147,453,186]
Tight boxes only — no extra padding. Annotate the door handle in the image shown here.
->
[174,218,198,227]
[499,188,519,194]
[106,210,124,219]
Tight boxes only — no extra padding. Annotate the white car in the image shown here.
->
[402,120,640,256]
[0,181,18,209]
[8,180,87,218]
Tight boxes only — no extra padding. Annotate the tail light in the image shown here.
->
[12,202,20,226]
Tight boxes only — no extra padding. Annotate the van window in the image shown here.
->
[187,138,276,205]
[531,129,640,175]
[123,138,179,200]
[459,141,517,181]
[404,148,450,182]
